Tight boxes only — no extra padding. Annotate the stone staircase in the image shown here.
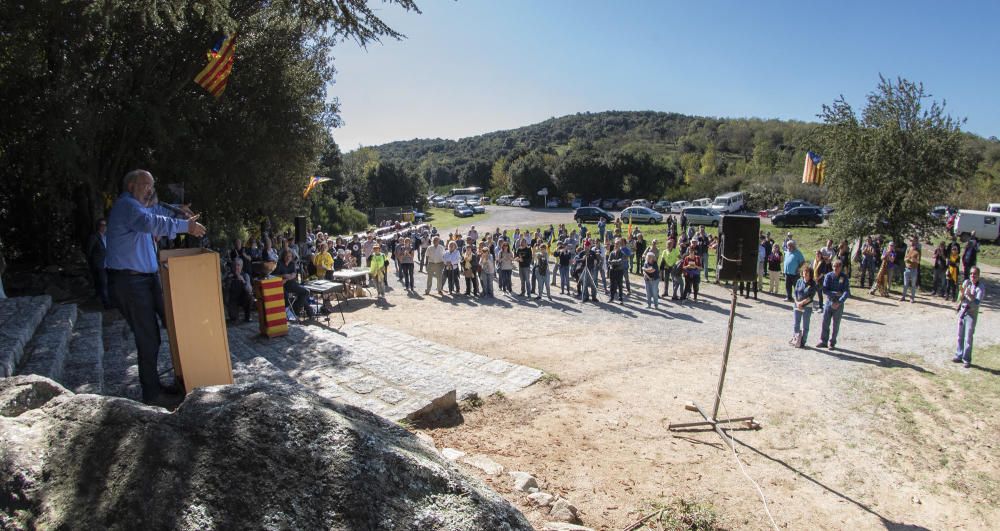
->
[0,296,107,394]
[1,295,542,421]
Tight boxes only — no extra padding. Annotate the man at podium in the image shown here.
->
[106,169,207,408]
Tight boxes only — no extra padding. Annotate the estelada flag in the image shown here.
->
[802,151,826,185]
[194,34,237,98]
[302,176,332,198]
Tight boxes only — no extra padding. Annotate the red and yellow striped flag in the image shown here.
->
[194,34,237,98]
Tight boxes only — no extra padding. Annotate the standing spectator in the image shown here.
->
[443,241,461,294]
[533,245,551,300]
[838,240,853,280]
[634,234,648,275]
[658,238,681,299]
[680,211,688,234]
[229,239,252,271]
[621,238,633,296]
[642,252,660,309]
[859,237,876,289]
[369,244,388,299]
[461,245,480,296]
[397,237,415,291]
[479,244,495,298]
[597,218,607,241]
[782,240,805,302]
[962,232,979,280]
[86,218,110,308]
[578,241,600,302]
[881,242,898,293]
[902,241,920,303]
[953,267,984,368]
[812,250,832,311]
[946,242,961,301]
[313,242,334,280]
[791,266,816,348]
[681,244,702,301]
[696,228,710,281]
[516,239,533,296]
[595,239,609,293]
[555,242,573,294]
[766,243,783,295]
[498,241,515,293]
[223,258,253,322]
[817,260,851,349]
[932,242,947,297]
[608,240,626,304]
[424,236,445,295]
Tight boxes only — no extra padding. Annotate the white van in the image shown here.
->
[710,192,746,213]
[954,210,999,242]
[987,203,1000,213]
[692,197,712,207]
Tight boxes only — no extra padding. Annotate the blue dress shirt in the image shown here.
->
[106,192,188,274]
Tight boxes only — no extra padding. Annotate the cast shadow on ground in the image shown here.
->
[839,312,884,325]
[732,439,932,531]
[805,346,933,374]
[970,363,1000,376]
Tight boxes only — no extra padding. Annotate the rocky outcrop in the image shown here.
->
[0,375,532,531]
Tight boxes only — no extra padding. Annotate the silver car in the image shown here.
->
[681,206,721,227]
[619,206,663,224]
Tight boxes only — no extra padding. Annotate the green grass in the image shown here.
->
[424,207,494,233]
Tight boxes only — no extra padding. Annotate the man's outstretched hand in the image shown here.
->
[187,220,207,238]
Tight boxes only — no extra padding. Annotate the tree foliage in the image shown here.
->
[0,0,419,263]
[819,76,977,241]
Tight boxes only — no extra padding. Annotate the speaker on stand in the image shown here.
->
[669,214,762,445]
[294,216,307,244]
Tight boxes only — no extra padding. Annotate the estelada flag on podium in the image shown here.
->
[194,34,237,98]
[802,151,826,185]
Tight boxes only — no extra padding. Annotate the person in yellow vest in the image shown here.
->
[658,238,681,299]
[312,242,334,280]
[369,243,388,299]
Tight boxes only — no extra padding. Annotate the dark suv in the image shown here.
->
[574,206,614,223]
[771,206,824,227]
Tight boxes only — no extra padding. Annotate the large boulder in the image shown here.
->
[0,375,532,530]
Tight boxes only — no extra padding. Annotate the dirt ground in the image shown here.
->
[345,207,1000,530]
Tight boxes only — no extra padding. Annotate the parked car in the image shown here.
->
[953,210,1000,242]
[652,199,672,213]
[681,207,721,227]
[574,206,614,223]
[546,198,561,208]
[601,198,618,210]
[511,197,530,207]
[691,197,711,207]
[432,198,449,208]
[671,201,691,213]
[620,206,663,224]
[453,205,474,217]
[783,199,815,212]
[930,205,955,220]
[820,205,836,219]
[614,198,632,209]
[495,195,513,205]
[631,199,652,208]
[710,192,746,213]
[771,206,824,227]
[571,197,585,209]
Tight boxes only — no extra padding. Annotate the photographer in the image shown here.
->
[953,266,984,368]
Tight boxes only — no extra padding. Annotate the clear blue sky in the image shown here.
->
[329,0,1000,151]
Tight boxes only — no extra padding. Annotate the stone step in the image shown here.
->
[101,320,173,400]
[17,303,79,382]
[61,312,105,394]
[0,295,53,376]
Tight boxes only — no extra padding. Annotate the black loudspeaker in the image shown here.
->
[294,216,307,244]
[718,215,761,281]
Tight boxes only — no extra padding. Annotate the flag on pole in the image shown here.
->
[194,34,237,98]
[802,151,826,185]
[302,175,332,198]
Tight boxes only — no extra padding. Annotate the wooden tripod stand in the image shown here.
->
[668,287,759,448]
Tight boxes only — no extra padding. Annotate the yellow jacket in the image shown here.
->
[313,251,333,277]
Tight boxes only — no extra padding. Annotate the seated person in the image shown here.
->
[333,249,347,271]
[313,242,334,280]
[273,249,312,317]
[223,258,253,322]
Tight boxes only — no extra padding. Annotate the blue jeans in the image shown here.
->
[559,265,570,292]
[535,272,550,298]
[480,272,494,297]
[644,279,659,307]
[956,313,976,363]
[820,301,844,345]
[794,307,812,343]
[903,268,918,300]
[519,266,531,295]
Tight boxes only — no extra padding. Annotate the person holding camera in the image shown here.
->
[953,266,984,368]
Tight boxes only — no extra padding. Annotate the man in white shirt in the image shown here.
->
[424,236,446,295]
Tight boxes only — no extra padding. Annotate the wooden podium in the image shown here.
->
[158,248,234,394]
